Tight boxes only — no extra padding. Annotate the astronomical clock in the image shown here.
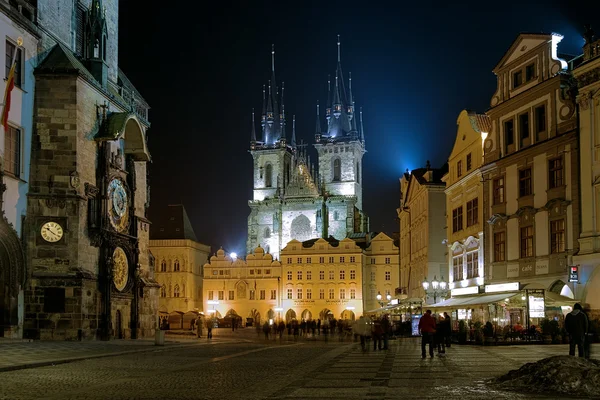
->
[107,178,130,233]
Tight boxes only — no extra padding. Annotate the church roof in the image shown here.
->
[150,204,199,242]
[35,42,97,83]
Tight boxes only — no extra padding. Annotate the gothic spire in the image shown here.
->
[291,115,297,149]
[315,101,321,134]
[333,70,341,117]
[251,109,256,143]
[337,34,341,63]
[326,75,331,121]
[348,72,354,110]
[359,107,365,143]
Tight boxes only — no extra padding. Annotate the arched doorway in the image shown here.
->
[249,309,261,326]
[341,310,355,321]
[224,309,242,328]
[285,309,297,322]
[267,309,275,320]
[319,308,332,320]
[0,215,25,338]
[115,310,123,339]
[301,309,312,321]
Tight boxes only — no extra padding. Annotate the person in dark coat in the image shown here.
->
[565,303,589,357]
[443,312,452,347]
[435,314,445,355]
[418,310,436,358]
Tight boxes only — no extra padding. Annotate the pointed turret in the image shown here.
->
[261,85,266,127]
[359,107,365,143]
[326,75,332,121]
[262,44,283,145]
[251,109,257,143]
[291,115,297,150]
[333,70,341,118]
[348,72,354,115]
[85,0,108,87]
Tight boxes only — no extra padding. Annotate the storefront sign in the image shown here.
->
[485,282,519,293]
[325,300,348,305]
[507,264,519,278]
[451,286,479,296]
[569,266,579,283]
[294,300,315,305]
[527,289,545,318]
[521,264,535,277]
[535,263,549,275]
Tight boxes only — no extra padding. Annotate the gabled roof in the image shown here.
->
[402,164,448,207]
[493,33,553,73]
[150,204,198,242]
[35,42,97,83]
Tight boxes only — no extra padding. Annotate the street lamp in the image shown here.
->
[422,275,448,304]
[376,292,392,308]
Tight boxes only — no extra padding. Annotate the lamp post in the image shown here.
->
[376,292,392,308]
[421,275,448,304]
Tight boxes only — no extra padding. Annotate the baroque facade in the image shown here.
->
[203,234,399,323]
[23,0,157,340]
[0,0,37,338]
[481,33,578,300]
[444,110,490,296]
[247,39,368,260]
[398,164,447,302]
[573,26,600,317]
[150,205,210,326]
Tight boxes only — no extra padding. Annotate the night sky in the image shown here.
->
[118,1,598,255]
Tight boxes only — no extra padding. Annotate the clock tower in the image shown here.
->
[22,0,157,340]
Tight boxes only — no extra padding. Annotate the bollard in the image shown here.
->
[155,329,165,346]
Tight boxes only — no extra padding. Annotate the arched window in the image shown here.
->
[333,158,341,182]
[264,227,271,238]
[174,284,180,298]
[174,260,180,272]
[334,211,339,221]
[160,285,166,298]
[160,260,166,272]
[265,164,273,188]
[356,162,360,184]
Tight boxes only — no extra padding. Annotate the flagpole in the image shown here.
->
[1,37,22,130]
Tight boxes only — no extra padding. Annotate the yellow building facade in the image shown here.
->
[398,164,447,302]
[202,247,281,325]
[443,110,490,295]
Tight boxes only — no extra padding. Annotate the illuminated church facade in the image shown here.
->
[247,39,369,259]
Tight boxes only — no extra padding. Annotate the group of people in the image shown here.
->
[353,315,393,351]
[258,318,354,340]
[418,310,452,358]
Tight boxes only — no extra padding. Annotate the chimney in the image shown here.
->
[424,160,433,182]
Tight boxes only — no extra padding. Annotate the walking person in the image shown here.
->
[565,303,588,358]
[317,319,321,335]
[263,321,270,340]
[206,319,213,339]
[443,312,452,348]
[435,314,446,356]
[357,316,370,351]
[381,314,391,350]
[372,317,384,350]
[418,310,436,359]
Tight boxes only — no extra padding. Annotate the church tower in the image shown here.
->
[314,37,367,236]
[84,0,109,87]
[248,46,294,254]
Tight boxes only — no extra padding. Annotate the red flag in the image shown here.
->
[1,59,16,131]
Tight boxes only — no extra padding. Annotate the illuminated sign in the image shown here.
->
[569,266,579,283]
[485,282,520,293]
[451,286,479,296]
[527,289,545,318]
[457,309,472,320]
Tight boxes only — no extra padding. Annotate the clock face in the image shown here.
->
[108,178,129,232]
[41,221,64,243]
[112,247,128,291]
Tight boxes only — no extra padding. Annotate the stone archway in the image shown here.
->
[301,309,312,321]
[249,309,261,326]
[285,309,297,322]
[319,308,332,321]
[0,217,25,338]
[341,310,355,321]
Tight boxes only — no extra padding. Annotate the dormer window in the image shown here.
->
[513,70,523,88]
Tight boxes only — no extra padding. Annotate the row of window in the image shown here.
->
[160,260,183,272]
[452,251,479,281]
[512,62,537,89]
[285,270,391,281]
[160,284,185,298]
[492,219,565,261]
[211,269,272,276]
[207,289,277,301]
[452,198,479,233]
[286,256,359,264]
[286,288,356,300]
[503,105,546,153]
[492,157,563,204]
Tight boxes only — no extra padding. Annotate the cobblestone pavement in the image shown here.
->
[0,330,597,400]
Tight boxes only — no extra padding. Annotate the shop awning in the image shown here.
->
[365,304,397,313]
[545,291,578,306]
[429,292,521,308]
